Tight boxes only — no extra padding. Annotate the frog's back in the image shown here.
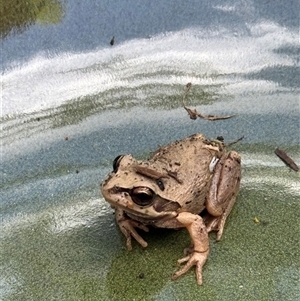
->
[150,133,206,161]
[148,133,219,213]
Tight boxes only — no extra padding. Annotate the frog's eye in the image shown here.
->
[131,187,154,207]
[112,155,124,173]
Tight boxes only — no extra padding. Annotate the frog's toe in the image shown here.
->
[172,250,209,285]
[203,215,225,241]
[119,219,148,249]
[216,227,224,241]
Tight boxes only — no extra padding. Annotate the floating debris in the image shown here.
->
[275,148,299,172]
[253,217,260,224]
[225,135,244,147]
[182,83,234,121]
[110,36,115,46]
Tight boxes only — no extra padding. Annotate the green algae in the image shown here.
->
[1,159,299,300]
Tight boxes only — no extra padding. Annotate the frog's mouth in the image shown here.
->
[108,185,181,217]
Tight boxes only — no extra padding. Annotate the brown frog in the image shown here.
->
[101,133,241,285]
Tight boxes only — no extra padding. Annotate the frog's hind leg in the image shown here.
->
[205,151,241,241]
[204,196,237,241]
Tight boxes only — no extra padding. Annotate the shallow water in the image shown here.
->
[1,1,300,300]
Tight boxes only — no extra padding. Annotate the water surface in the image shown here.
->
[1,1,299,300]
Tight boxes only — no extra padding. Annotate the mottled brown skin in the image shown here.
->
[101,133,241,285]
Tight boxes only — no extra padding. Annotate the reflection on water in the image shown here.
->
[2,23,299,116]
[1,1,299,300]
[0,0,65,39]
[247,65,300,88]
[1,23,299,148]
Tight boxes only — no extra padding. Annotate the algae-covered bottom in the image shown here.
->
[1,138,299,301]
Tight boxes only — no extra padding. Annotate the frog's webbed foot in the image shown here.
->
[173,212,209,285]
[115,208,149,250]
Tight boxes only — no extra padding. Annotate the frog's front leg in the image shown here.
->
[205,151,241,240]
[172,212,209,285]
[115,208,149,250]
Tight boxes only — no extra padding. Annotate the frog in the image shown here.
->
[101,133,241,285]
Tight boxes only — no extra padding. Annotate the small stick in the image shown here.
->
[208,136,244,150]
[225,136,244,147]
[182,83,234,121]
[274,148,299,172]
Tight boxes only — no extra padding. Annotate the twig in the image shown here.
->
[182,83,234,121]
[275,148,299,171]
[225,136,244,147]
